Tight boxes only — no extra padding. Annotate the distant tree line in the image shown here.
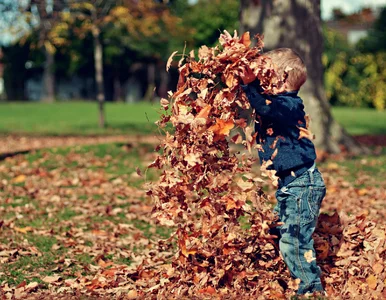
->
[0,1,384,117]
[0,0,238,126]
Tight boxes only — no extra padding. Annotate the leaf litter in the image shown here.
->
[0,31,386,299]
[144,31,386,299]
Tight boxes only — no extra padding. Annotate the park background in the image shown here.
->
[0,0,386,298]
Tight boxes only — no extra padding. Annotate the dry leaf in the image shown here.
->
[166,51,178,72]
[366,274,377,290]
[42,275,61,283]
[14,227,33,234]
[12,175,26,183]
[304,250,316,263]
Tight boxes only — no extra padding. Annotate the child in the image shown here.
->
[241,48,327,295]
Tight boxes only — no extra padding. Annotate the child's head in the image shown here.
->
[263,48,307,91]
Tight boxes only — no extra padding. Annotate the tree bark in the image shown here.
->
[0,47,4,100]
[113,71,122,102]
[92,26,105,128]
[41,46,55,103]
[158,65,169,98]
[144,63,156,102]
[35,0,55,103]
[240,0,367,154]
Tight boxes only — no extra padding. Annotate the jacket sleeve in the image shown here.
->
[241,82,267,112]
[241,79,267,111]
[241,82,304,123]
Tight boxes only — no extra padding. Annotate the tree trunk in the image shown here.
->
[92,26,105,128]
[0,47,4,100]
[158,65,169,98]
[144,63,156,102]
[113,71,122,102]
[240,0,367,154]
[41,46,55,103]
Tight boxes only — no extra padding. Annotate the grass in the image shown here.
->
[0,102,385,136]
[331,107,386,135]
[0,142,171,286]
[321,147,386,188]
[0,101,162,136]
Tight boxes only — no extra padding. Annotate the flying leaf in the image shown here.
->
[166,51,178,72]
[160,98,169,110]
[297,126,314,140]
[208,119,234,139]
[136,167,142,177]
[196,104,211,120]
[240,31,251,47]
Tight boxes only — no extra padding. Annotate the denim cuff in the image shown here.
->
[297,281,324,295]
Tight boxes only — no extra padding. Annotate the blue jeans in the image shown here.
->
[274,166,326,294]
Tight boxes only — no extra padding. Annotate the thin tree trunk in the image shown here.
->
[158,65,169,98]
[41,46,55,103]
[92,26,105,128]
[144,63,156,102]
[113,71,122,102]
[240,0,367,154]
[0,47,4,100]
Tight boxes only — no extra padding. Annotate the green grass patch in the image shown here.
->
[331,107,386,135]
[320,148,386,187]
[27,235,58,252]
[75,253,94,266]
[58,208,79,221]
[0,101,161,136]
[0,102,385,136]
[0,254,58,286]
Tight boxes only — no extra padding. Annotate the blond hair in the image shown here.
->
[264,48,307,91]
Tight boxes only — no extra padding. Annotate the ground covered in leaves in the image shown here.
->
[0,140,385,299]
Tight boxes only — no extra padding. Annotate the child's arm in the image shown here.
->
[241,81,304,123]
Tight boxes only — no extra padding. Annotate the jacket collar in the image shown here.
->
[281,90,299,96]
[271,90,299,98]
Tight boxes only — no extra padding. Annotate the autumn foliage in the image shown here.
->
[147,31,386,298]
[147,30,291,297]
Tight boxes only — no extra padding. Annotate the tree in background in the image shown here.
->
[107,0,189,101]
[324,7,386,111]
[53,1,117,128]
[239,0,365,154]
[20,0,67,103]
[357,7,386,53]
[1,0,65,102]
[180,0,239,48]
[51,0,187,126]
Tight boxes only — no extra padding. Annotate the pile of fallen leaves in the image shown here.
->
[145,31,386,299]
[146,30,293,298]
[314,212,386,299]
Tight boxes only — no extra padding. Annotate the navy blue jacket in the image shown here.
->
[241,81,316,187]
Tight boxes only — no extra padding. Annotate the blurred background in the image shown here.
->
[0,0,385,145]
